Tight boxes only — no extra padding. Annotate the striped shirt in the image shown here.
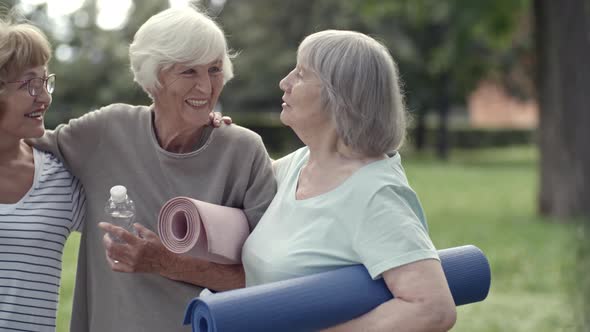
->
[0,148,86,332]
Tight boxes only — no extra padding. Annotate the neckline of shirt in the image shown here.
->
[290,148,400,204]
[148,107,216,159]
[0,147,44,213]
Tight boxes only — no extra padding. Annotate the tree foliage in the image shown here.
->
[6,0,531,138]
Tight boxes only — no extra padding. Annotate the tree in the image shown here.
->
[218,0,369,113]
[535,4,590,326]
[49,0,168,116]
[217,0,532,157]
[8,0,536,156]
[360,0,532,158]
[534,0,590,219]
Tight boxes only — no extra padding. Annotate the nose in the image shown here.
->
[35,86,52,105]
[279,70,293,93]
[193,76,212,94]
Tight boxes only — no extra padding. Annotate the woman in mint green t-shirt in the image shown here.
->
[242,30,457,332]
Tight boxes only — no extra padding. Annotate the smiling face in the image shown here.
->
[0,65,52,141]
[152,60,224,130]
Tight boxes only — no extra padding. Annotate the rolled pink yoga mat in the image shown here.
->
[158,197,249,265]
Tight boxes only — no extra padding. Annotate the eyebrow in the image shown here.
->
[297,61,311,71]
[297,66,310,77]
[20,70,47,79]
[178,61,222,71]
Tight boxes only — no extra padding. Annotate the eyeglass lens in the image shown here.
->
[29,75,55,96]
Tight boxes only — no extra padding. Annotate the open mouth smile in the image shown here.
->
[186,99,208,108]
[25,111,44,118]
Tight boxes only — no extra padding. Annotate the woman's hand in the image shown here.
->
[98,222,175,274]
[208,111,232,127]
[98,222,245,290]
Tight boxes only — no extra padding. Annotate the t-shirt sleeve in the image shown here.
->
[70,177,87,233]
[30,108,105,173]
[242,135,277,230]
[353,185,439,280]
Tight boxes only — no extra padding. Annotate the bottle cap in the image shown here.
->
[110,185,128,203]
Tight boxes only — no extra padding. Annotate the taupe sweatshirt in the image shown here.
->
[33,103,277,332]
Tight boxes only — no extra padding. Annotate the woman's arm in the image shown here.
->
[99,222,244,291]
[322,259,456,332]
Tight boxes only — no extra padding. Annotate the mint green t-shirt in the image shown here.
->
[242,147,439,286]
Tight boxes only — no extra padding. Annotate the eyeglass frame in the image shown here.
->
[6,74,56,97]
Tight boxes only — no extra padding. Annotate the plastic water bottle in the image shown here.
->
[105,185,136,243]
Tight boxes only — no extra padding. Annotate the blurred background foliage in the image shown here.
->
[2,0,535,157]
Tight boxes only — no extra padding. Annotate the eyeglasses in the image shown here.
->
[6,74,56,97]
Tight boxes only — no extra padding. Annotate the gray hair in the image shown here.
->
[129,6,234,98]
[298,30,407,156]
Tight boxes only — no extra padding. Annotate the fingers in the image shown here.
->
[208,112,219,127]
[102,232,129,264]
[102,233,128,272]
[100,223,138,269]
[100,222,167,274]
[208,111,230,128]
[133,223,157,240]
[106,256,133,273]
[221,115,232,125]
[98,222,139,245]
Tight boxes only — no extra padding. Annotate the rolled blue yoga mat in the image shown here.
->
[184,245,491,332]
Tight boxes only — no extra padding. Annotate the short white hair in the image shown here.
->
[129,6,234,98]
[298,30,407,156]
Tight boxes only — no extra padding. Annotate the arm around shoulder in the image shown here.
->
[29,108,107,172]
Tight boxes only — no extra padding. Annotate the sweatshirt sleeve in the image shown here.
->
[30,108,106,175]
[242,134,277,230]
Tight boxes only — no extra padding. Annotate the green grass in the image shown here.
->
[56,145,582,331]
[56,232,79,332]
[401,146,579,331]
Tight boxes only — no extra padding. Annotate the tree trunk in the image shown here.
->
[436,73,451,160]
[413,108,427,151]
[535,0,590,219]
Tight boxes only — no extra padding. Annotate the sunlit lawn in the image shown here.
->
[56,232,79,332]
[56,145,582,331]
[402,146,580,331]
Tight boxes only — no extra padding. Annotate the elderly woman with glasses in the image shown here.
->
[0,16,86,332]
[31,5,276,332]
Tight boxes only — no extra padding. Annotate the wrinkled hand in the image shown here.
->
[98,222,175,274]
[208,111,232,127]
